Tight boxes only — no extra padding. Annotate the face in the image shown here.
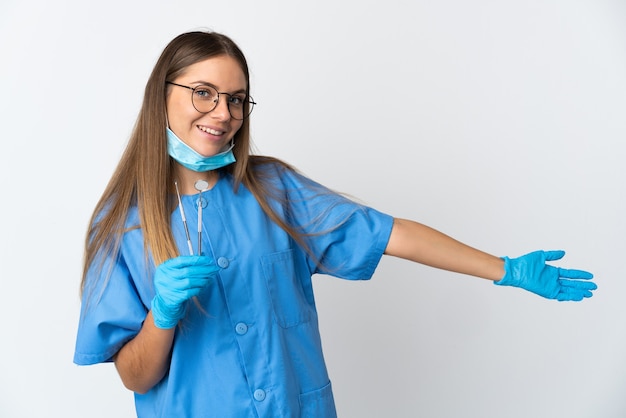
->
[166,55,246,157]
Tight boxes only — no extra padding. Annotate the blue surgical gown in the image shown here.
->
[74,162,394,418]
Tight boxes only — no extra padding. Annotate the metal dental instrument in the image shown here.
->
[174,180,194,255]
[194,180,210,256]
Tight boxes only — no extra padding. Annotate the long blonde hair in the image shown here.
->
[80,31,310,296]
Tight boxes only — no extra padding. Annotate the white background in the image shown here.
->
[1,1,625,417]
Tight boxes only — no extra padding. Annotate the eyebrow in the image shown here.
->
[189,80,247,94]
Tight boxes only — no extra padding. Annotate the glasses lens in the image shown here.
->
[227,95,255,120]
[191,85,255,119]
[244,97,255,119]
[191,85,219,113]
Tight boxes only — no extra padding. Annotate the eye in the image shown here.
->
[194,86,217,101]
[228,95,246,107]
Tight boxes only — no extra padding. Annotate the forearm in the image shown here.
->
[384,218,505,281]
[114,311,175,394]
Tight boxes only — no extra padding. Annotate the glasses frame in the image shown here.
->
[166,81,256,120]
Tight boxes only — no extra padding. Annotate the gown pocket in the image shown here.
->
[299,381,337,418]
[261,249,313,328]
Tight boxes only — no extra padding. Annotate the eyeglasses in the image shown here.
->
[166,81,256,120]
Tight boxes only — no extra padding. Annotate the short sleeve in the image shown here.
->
[73,251,149,365]
[269,164,394,280]
[310,205,393,280]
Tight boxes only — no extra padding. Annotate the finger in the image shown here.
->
[186,276,214,285]
[188,266,221,279]
[203,264,222,275]
[178,262,220,277]
[176,255,215,267]
[557,288,594,301]
[557,267,594,280]
[181,267,218,277]
[164,255,215,270]
[544,250,566,262]
[187,255,217,267]
[558,279,597,290]
[170,279,209,299]
[174,286,202,300]
[557,291,583,302]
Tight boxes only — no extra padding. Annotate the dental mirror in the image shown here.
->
[194,179,209,192]
[194,180,209,255]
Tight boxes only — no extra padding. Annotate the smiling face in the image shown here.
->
[166,55,246,157]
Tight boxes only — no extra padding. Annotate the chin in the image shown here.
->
[194,144,225,157]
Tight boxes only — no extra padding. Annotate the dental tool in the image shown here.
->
[174,180,194,255]
[194,180,210,256]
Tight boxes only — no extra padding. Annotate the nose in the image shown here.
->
[210,94,231,121]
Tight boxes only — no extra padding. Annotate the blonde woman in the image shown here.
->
[74,31,596,418]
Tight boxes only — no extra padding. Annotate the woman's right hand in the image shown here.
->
[151,255,220,329]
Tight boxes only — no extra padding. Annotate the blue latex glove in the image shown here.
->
[151,255,221,329]
[494,250,596,301]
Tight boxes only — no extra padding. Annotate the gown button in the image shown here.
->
[235,323,248,335]
[253,389,266,401]
[217,257,229,268]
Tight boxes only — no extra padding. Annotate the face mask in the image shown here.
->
[167,127,236,172]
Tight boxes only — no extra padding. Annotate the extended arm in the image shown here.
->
[384,218,597,301]
[384,218,504,280]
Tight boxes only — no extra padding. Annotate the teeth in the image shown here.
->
[198,126,223,135]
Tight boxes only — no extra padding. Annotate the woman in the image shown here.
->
[74,31,596,417]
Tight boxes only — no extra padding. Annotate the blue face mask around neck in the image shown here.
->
[166,127,236,172]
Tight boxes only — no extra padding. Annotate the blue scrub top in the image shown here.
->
[74,162,394,418]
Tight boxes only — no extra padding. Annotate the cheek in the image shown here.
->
[165,91,176,117]
[231,120,244,134]
[166,91,195,122]
[224,123,241,141]
[167,104,197,130]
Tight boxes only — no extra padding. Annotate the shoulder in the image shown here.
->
[124,205,140,228]
[249,155,296,176]
[95,201,140,227]
[248,155,321,190]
